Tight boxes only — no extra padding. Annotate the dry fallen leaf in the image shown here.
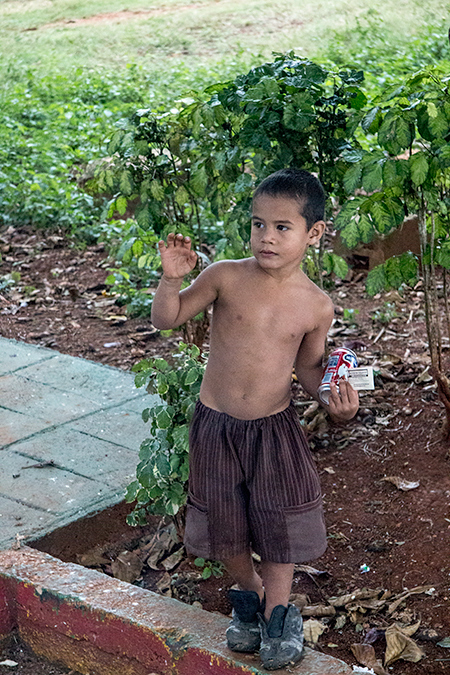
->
[382,476,420,491]
[303,619,327,645]
[351,643,388,675]
[156,571,172,597]
[76,548,110,568]
[384,623,425,666]
[302,604,336,618]
[289,593,308,610]
[110,550,143,584]
[387,585,434,615]
[295,564,329,577]
[160,547,184,571]
[329,588,383,608]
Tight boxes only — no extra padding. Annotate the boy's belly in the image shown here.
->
[199,358,294,420]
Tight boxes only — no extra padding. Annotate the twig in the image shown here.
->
[373,327,385,344]
[21,460,56,469]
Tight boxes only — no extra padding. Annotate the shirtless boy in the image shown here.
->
[151,168,359,670]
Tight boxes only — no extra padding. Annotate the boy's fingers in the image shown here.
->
[338,380,350,404]
[328,382,340,405]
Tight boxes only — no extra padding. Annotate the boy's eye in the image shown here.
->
[253,221,264,228]
[277,224,288,231]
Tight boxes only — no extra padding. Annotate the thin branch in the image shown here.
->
[444,269,450,341]
[429,212,442,370]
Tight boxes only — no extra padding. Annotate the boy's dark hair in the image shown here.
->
[253,168,325,230]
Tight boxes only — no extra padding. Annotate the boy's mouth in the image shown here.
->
[260,250,277,256]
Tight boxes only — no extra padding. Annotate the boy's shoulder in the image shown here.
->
[203,257,253,279]
[299,272,334,319]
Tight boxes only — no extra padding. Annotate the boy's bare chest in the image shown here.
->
[214,284,316,342]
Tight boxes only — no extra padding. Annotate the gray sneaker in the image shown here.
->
[258,604,304,670]
[226,589,264,653]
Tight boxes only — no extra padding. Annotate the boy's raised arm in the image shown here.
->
[151,233,219,330]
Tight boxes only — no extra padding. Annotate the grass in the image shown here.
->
[0,0,449,234]
[1,0,448,84]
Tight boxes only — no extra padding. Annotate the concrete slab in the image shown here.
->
[69,407,149,451]
[9,426,138,484]
[0,407,53,445]
[0,338,157,549]
[0,337,53,375]
[0,449,112,514]
[0,373,101,422]
[0,497,49,549]
[18,353,144,406]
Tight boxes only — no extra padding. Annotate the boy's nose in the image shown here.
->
[261,228,276,243]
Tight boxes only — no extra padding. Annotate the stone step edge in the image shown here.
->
[0,547,352,675]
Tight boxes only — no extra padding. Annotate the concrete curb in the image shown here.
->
[0,547,352,675]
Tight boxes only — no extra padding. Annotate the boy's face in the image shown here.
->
[250,194,325,272]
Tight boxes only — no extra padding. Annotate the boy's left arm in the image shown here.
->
[294,306,359,423]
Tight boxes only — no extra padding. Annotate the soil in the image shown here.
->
[0,634,81,675]
[2,225,450,674]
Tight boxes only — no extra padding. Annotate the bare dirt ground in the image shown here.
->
[0,634,81,675]
[1,224,450,674]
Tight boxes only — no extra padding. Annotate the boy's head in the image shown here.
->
[252,168,325,231]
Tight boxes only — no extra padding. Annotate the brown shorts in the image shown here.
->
[184,400,327,564]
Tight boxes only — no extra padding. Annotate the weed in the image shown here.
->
[194,558,225,580]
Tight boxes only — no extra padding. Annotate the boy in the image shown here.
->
[151,168,359,670]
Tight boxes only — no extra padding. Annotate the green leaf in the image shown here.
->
[397,252,419,284]
[157,373,169,395]
[120,170,133,197]
[202,567,212,579]
[175,185,189,207]
[366,264,387,296]
[156,408,172,429]
[150,180,165,201]
[132,239,144,257]
[283,104,313,132]
[323,252,348,279]
[156,454,170,475]
[347,87,367,110]
[362,162,383,193]
[339,219,360,249]
[378,111,412,154]
[125,480,139,503]
[116,195,127,215]
[331,254,348,280]
[184,367,199,386]
[362,107,381,133]
[410,152,429,186]
[194,557,205,567]
[343,164,362,194]
[165,501,180,516]
[436,241,450,269]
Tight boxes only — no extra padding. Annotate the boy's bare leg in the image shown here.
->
[223,552,265,602]
[223,555,294,620]
[260,561,295,621]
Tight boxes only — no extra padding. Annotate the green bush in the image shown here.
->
[126,343,206,529]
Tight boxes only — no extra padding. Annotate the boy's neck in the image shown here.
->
[253,258,305,284]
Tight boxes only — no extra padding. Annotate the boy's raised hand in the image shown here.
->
[327,380,359,423]
[158,233,198,280]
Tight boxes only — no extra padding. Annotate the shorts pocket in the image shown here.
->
[183,492,210,559]
[283,495,327,562]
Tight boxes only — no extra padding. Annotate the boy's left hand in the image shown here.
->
[328,380,359,422]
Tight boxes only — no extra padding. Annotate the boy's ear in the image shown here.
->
[307,220,326,246]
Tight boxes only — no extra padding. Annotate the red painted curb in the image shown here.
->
[0,548,352,675]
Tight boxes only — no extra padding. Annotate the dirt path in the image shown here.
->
[35,3,210,30]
